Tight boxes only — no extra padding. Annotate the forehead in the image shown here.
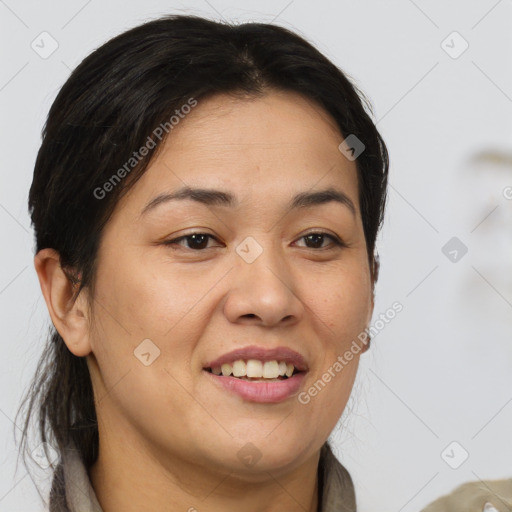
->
[163,90,347,161]
[119,90,360,215]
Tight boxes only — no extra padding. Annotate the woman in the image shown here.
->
[17,14,388,511]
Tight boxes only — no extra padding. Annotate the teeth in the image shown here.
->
[221,363,232,376]
[232,360,246,377]
[210,359,296,378]
[246,359,263,378]
[263,360,279,378]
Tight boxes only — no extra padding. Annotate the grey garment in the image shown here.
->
[48,441,357,512]
[318,443,357,512]
[49,442,103,512]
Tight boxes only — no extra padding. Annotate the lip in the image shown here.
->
[203,370,306,403]
[203,345,309,372]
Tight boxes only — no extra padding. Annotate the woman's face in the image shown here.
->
[85,90,374,477]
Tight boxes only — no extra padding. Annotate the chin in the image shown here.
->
[211,434,314,477]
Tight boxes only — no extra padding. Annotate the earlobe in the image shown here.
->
[361,279,376,355]
[34,248,92,357]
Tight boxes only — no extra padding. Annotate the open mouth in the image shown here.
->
[203,359,307,402]
[203,359,303,382]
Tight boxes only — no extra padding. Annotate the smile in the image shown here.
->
[206,359,298,379]
[203,359,307,403]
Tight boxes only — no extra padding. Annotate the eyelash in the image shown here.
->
[162,231,347,252]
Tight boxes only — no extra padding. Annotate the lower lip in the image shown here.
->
[203,370,306,403]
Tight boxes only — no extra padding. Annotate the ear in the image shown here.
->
[34,248,92,357]
[360,254,378,354]
[359,297,374,355]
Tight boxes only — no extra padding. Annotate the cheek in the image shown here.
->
[87,255,207,449]
[93,247,214,340]
[296,262,370,436]
[89,250,219,395]
[313,263,372,339]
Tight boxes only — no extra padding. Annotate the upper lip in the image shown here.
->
[204,345,309,372]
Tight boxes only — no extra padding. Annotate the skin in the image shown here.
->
[35,89,375,512]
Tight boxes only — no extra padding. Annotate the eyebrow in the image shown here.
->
[140,186,356,218]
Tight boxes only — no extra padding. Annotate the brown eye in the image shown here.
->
[163,233,218,250]
[296,232,345,250]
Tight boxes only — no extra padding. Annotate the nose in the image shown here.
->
[223,244,305,327]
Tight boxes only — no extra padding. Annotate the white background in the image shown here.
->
[1,1,511,510]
